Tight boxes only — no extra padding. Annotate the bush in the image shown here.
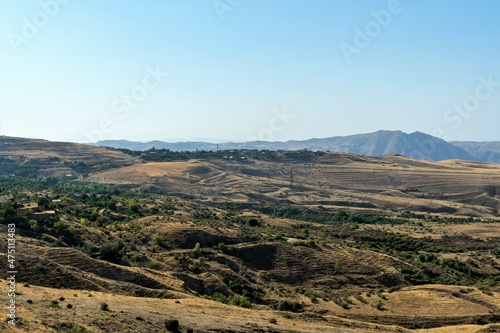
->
[203,292,251,308]
[100,302,109,311]
[355,295,368,304]
[269,318,277,324]
[188,263,200,274]
[228,295,251,308]
[246,217,261,227]
[99,241,125,263]
[334,260,341,272]
[193,242,201,253]
[218,242,227,251]
[153,236,163,246]
[53,220,68,233]
[275,300,303,312]
[165,319,179,331]
[374,300,384,310]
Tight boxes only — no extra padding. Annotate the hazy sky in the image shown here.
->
[0,0,499,143]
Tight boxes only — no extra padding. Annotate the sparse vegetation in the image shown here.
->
[1,140,500,332]
[374,300,384,310]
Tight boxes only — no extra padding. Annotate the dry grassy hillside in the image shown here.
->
[1,140,499,332]
[0,136,137,176]
[92,153,500,219]
[1,220,499,333]
[1,284,499,333]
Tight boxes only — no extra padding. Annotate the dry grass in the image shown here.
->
[0,284,399,333]
[91,154,500,219]
[3,141,500,332]
[1,283,498,333]
[361,221,500,240]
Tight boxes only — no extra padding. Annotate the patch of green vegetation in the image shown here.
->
[202,292,251,308]
[271,300,304,312]
[111,147,325,164]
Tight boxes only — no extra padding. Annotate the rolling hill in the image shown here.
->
[0,136,139,176]
[1,136,500,332]
[93,130,499,163]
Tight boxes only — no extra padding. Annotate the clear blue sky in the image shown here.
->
[1,0,499,143]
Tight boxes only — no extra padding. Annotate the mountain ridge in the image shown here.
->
[91,130,500,163]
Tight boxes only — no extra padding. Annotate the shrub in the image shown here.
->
[480,287,493,296]
[376,291,388,300]
[246,217,261,227]
[334,260,341,272]
[218,242,227,251]
[229,296,251,308]
[355,295,368,304]
[53,220,68,233]
[66,304,73,309]
[100,302,109,311]
[29,219,39,231]
[275,300,303,312]
[165,319,179,331]
[269,318,277,324]
[99,241,125,263]
[193,242,201,253]
[153,236,163,246]
[188,263,200,274]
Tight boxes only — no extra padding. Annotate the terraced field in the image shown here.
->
[92,153,500,219]
[1,138,499,332]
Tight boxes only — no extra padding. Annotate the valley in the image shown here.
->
[0,136,499,332]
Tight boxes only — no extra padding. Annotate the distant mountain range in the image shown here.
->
[92,130,500,163]
[449,141,500,164]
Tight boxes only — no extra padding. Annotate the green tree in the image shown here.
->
[193,242,201,253]
[37,197,51,211]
